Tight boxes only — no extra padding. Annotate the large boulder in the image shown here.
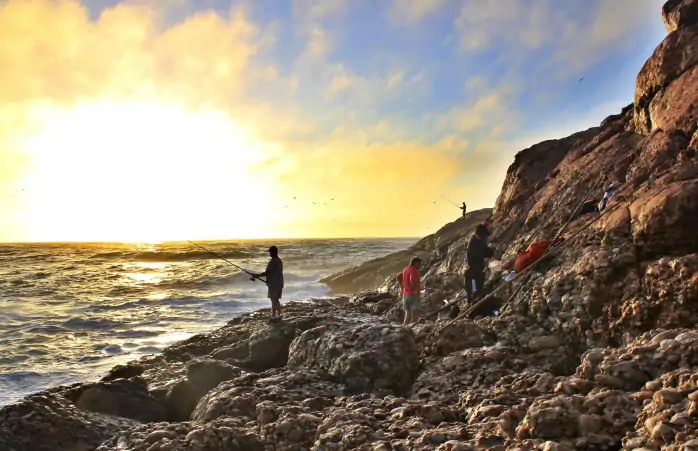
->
[0,393,139,451]
[663,0,698,32]
[160,358,242,421]
[288,321,419,395]
[634,25,698,134]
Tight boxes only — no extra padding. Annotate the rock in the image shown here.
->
[288,321,419,395]
[0,393,139,451]
[164,379,200,421]
[663,0,698,32]
[96,418,264,450]
[186,358,241,396]
[67,378,167,423]
[528,336,562,351]
[654,388,685,404]
[634,25,698,134]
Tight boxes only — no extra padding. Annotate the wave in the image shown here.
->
[90,250,252,263]
[61,318,124,331]
[86,296,247,312]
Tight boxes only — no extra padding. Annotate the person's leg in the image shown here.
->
[403,308,412,325]
[271,297,280,317]
[465,270,474,302]
[275,288,283,318]
[474,270,486,300]
[409,308,420,324]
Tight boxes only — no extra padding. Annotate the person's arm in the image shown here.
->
[258,259,276,278]
[396,272,403,287]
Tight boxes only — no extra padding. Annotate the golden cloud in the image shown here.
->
[0,0,480,241]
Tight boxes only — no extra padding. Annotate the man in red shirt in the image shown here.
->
[397,257,422,325]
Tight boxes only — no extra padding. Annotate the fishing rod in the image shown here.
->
[440,196,460,208]
[187,240,267,285]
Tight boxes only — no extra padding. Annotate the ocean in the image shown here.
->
[0,238,415,406]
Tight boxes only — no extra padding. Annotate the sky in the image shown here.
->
[0,0,668,242]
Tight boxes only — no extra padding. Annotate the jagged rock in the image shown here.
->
[288,321,419,395]
[663,0,698,32]
[0,393,139,451]
[634,25,698,134]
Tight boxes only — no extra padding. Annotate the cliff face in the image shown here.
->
[4,2,698,451]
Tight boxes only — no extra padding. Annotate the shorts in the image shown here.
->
[403,294,421,310]
[267,287,283,299]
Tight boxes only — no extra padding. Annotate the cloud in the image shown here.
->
[454,0,664,75]
[390,0,447,24]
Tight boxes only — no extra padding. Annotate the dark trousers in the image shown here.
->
[465,268,485,302]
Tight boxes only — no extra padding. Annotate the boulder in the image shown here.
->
[634,25,698,134]
[663,0,698,32]
[288,321,419,395]
[66,378,167,423]
[186,358,241,396]
[0,394,139,451]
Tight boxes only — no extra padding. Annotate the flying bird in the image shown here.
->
[579,77,584,83]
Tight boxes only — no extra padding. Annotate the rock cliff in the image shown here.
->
[3,2,698,450]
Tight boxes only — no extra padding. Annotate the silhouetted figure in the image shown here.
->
[460,202,467,218]
[252,246,284,322]
[465,225,493,302]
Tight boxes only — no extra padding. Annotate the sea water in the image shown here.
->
[0,238,414,405]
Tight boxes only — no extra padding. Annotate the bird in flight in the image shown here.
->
[579,77,584,83]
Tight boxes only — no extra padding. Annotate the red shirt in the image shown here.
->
[397,265,420,295]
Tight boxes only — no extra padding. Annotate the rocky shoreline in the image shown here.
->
[3,1,698,450]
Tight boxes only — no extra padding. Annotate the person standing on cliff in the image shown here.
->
[252,246,284,322]
[397,257,422,325]
[460,202,467,218]
[465,225,494,303]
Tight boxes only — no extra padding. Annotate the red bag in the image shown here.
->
[514,239,556,273]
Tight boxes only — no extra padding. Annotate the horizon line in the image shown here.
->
[0,236,425,245]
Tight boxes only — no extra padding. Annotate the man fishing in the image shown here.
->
[465,224,493,302]
[460,202,467,218]
[252,246,284,322]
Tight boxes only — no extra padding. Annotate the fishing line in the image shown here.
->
[187,240,267,285]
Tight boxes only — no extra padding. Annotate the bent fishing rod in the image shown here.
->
[187,240,267,285]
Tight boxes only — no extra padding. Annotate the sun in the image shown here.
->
[14,99,283,242]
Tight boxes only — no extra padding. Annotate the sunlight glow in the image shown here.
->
[14,100,283,242]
